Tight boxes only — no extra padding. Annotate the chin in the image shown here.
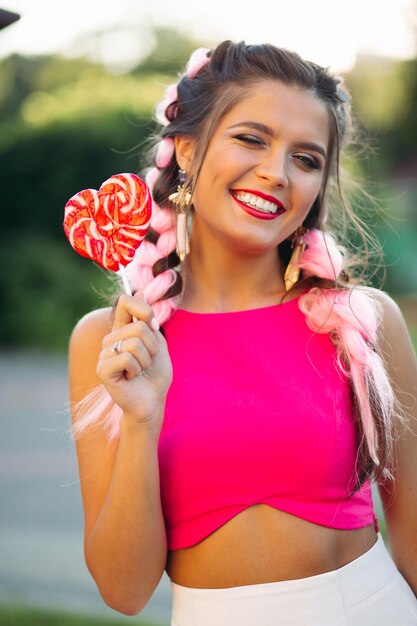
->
[226,236,280,256]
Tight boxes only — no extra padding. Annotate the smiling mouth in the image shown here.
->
[230,190,286,215]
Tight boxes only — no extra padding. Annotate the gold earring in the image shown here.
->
[284,227,308,292]
[169,169,192,261]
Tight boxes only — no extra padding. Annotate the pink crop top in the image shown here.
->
[158,297,376,550]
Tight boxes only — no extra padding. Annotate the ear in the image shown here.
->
[174,136,195,172]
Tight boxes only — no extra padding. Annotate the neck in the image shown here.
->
[179,225,287,313]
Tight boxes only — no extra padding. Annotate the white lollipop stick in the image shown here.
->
[118,263,132,296]
[118,263,141,323]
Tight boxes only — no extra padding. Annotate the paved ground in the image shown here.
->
[0,350,171,624]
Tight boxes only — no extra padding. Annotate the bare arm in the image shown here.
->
[69,294,172,615]
[374,291,417,594]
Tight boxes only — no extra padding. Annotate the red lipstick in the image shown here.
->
[229,189,286,221]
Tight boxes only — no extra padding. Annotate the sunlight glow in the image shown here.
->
[0,0,415,72]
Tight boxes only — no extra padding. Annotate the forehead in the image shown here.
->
[219,81,330,147]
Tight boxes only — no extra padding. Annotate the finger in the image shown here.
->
[121,352,147,381]
[134,290,160,331]
[113,336,153,371]
[97,351,145,384]
[112,293,158,332]
[103,320,160,357]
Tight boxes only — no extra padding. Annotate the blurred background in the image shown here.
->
[0,1,416,624]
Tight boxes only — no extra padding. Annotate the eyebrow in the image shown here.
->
[228,121,328,159]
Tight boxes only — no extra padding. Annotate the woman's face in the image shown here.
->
[188,80,330,256]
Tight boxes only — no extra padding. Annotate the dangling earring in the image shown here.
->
[284,227,308,292]
[169,169,192,262]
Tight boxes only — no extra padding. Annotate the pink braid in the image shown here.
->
[155,137,175,168]
[298,228,345,280]
[71,383,122,441]
[154,48,211,127]
[126,167,180,326]
[297,229,396,471]
[72,49,213,441]
[145,165,159,191]
[185,47,211,78]
[155,83,178,126]
[72,167,180,442]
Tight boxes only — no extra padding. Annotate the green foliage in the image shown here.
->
[346,57,408,131]
[343,55,417,295]
[385,58,417,166]
[0,604,161,625]
[0,115,154,239]
[0,234,112,350]
[0,46,177,351]
[410,326,417,352]
[0,27,416,350]
[345,55,417,174]
[131,27,205,75]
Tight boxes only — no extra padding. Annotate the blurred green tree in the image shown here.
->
[0,28,209,350]
[0,28,415,351]
[131,26,204,75]
[344,54,417,296]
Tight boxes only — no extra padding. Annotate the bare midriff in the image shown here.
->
[165,504,377,588]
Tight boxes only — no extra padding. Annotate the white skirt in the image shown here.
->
[170,533,417,625]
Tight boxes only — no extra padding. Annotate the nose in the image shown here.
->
[255,148,289,188]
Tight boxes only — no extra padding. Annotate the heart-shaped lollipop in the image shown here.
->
[63,173,152,272]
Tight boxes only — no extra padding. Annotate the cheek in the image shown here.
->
[200,144,255,187]
[295,174,323,209]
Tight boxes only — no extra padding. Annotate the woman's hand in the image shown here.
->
[96,292,173,430]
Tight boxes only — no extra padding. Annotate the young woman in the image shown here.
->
[69,41,417,624]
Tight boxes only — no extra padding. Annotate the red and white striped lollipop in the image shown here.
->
[63,173,152,293]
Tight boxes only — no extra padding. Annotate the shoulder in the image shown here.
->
[365,287,414,358]
[364,287,416,419]
[362,286,402,319]
[70,307,114,351]
[69,307,115,399]
[360,287,411,354]
[365,286,402,317]
[360,289,417,386]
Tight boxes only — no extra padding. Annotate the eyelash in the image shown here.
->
[234,134,265,146]
[234,134,321,171]
[294,154,321,170]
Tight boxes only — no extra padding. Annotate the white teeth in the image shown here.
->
[233,192,280,214]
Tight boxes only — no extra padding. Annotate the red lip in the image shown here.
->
[230,188,286,212]
[229,189,285,220]
[230,192,285,221]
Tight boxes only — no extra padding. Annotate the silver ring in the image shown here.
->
[112,339,123,354]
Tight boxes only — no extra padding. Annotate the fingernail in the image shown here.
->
[151,317,160,331]
[133,290,147,303]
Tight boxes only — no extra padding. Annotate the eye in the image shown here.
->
[293,153,321,170]
[234,134,265,147]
